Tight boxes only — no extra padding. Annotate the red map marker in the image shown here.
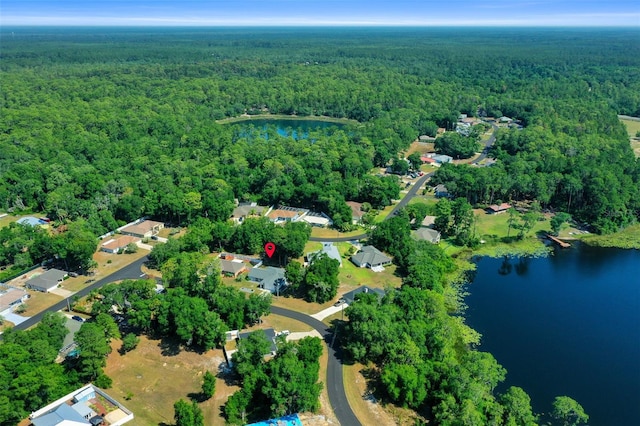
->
[264,242,276,258]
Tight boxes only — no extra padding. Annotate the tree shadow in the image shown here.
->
[158,336,182,357]
[187,392,207,403]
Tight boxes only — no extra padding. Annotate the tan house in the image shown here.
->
[101,235,140,254]
[120,220,164,238]
[346,201,365,224]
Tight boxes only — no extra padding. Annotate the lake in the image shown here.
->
[231,118,347,140]
[465,244,640,425]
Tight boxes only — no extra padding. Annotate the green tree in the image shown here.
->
[550,212,572,236]
[434,198,453,236]
[552,396,589,426]
[302,253,340,303]
[499,386,538,426]
[407,152,423,171]
[202,371,216,400]
[121,333,140,353]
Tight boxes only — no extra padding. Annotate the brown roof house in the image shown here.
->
[120,220,164,238]
[0,287,29,312]
[100,235,140,254]
[267,206,308,224]
[487,203,511,214]
[346,201,365,224]
[220,259,248,278]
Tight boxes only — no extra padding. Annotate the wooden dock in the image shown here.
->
[547,234,571,248]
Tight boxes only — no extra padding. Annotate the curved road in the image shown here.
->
[271,306,361,426]
[13,256,149,332]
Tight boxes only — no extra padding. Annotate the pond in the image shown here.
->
[465,244,640,425]
[230,118,347,140]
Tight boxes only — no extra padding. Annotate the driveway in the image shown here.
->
[310,303,349,321]
[0,308,30,326]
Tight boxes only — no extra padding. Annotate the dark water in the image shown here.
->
[465,245,640,425]
[231,118,346,139]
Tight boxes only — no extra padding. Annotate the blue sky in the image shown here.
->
[2,0,639,26]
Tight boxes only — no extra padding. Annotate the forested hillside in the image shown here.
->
[1,27,639,234]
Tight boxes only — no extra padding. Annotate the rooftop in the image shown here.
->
[120,220,164,236]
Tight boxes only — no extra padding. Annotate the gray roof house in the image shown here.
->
[341,286,386,305]
[434,184,450,198]
[231,202,268,224]
[306,242,342,267]
[248,267,287,294]
[350,246,392,269]
[238,328,278,355]
[413,228,441,244]
[26,269,67,293]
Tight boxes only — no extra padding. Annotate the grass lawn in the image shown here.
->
[0,214,22,228]
[104,335,229,425]
[620,117,640,158]
[472,210,552,257]
[577,223,640,249]
[343,363,424,426]
[20,292,63,316]
[375,203,398,222]
[310,227,365,239]
[91,250,149,282]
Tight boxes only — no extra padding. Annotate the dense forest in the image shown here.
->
[1,27,639,235]
[1,27,639,425]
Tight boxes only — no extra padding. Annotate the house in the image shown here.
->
[220,259,248,278]
[434,184,450,198]
[432,154,453,164]
[306,242,342,267]
[350,246,392,270]
[346,201,365,224]
[301,211,333,228]
[267,206,308,224]
[248,267,287,294]
[341,285,385,305]
[421,215,436,228]
[238,328,278,355]
[231,202,268,224]
[0,287,29,312]
[17,216,47,227]
[420,155,436,165]
[487,203,511,214]
[120,220,164,238]
[26,269,67,293]
[418,135,435,142]
[29,383,133,426]
[100,235,140,254]
[413,227,441,244]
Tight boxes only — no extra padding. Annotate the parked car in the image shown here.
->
[68,272,78,278]
[71,315,84,322]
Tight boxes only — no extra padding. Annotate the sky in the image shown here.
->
[1,0,639,27]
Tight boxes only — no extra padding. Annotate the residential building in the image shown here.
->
[306,242,342,267]
[421,215,436,228]
[248,267,287,294]
[432,154,453,164]
[301,211,333,228]
[100,235,140,254]
[120,220,164,238]
[220,259,248,278]
[413,227,441,244]
[350,246,392,270]
[17,216,47,227]
[0,287,29,312]
[26,269,67,293]
[267,206,308,224]
[29,383,133,426]
[346,201,365,224]
[341,286,385,305]
[434,184,450,198]
[231,202,268,224]
[487,203,512,214]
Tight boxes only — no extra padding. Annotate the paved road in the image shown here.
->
[270,306,361,426]
[311,122,498,243]
[13,256,149,332]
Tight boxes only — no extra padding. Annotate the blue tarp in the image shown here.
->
[247,413,303,426]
